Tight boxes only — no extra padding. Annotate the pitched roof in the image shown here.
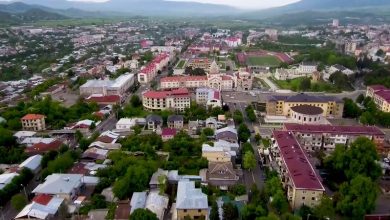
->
[21,114,45,120]
[167,115,184,122]
[176,180,208,210]
[283,123,385,136]
[25,140,63,155]
[33,174,83,195]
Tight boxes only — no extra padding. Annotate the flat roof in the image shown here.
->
[273,130,324,191]
[284,123,385,136]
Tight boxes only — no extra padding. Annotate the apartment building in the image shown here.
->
[21,114,46,131]
[366,85,390,112]
[80,73,135,96]
[271,131,325,209]
[138,53,171,84]
[142,88,191,112]
[283,123,385,152]
[266,93,344,119]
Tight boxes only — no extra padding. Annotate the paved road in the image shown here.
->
[259,76,279,91]
[95,114,117,133]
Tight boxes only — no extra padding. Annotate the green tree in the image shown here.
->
[271,190,289,214]
[202,127,215,136]
[11,194,27,211]
[360,111,376,125]
[233,110,244,124]
[130,208,158,220]
[336,175,378,219]
[356,94,365,104]
[158,175,167,195]
[257,213,280,220]
[313,196,335,220]
[210,201,220,220]
[299,78,311,91]
[243,151,256,171]
[343,98,362,118]
[222,202,239,220]
[130,95,142,108]
[238,123,251,143]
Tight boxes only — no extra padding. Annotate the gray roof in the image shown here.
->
[146,115,163,124]
[167,115,184,123]
[32,174,83,194]
[176,180,208,210]
[268,93,342,103]
[19,155,42,171]
[130,192,147,214]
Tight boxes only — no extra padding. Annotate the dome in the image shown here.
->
[290,105,323,115]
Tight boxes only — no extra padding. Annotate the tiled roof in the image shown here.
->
[32,194,52,205]
[21,114,45,120]
[143,88,190,99]
[160,75,207,83]
[283,123,385,136]
[273,130,324,191]
[25,140,63,155]
[86,95,120,103]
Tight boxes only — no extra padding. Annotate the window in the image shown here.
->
[184,209,187,212]
[302,197,306,200]
[198,209,202,212]
[312,197,316,200]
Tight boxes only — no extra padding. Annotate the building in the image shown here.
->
[298,62,318,74]
[206,161,239,187]
[142,88,191,112]
[289,105,326,124]
[329,64,354,76]
[162,128,177,141]
[25,139,63,155]
[176,180,208,220]
[15,195,65,220]
[114,201,131,220]
[366,85,390,112]
[21,114,46,131]
[167,115,184,129]
[215,127,238,143]
[187,58,211,70]
[332,19,339,27]
[138,53,171,84]
[266,93,344,119]
[0,173,19,190]
[145,191,169,220]
[202,144,234,162]
[265,29,278,41]
[283,123,385,152]
[19,155,43,174]
[85,94,121,105]
[116,118,146,130]
[234,69,253,91]
[271,131,325,209]
[80,73,135,96]
[146,115,163,130]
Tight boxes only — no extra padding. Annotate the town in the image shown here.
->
[0,4,390,220]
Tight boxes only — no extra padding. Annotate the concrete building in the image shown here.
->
[202,144,234,162]
[266,93,344,119]
[366,85,390,112]
[142,88,191,112]
[283,123,385,152]
[80,73,135,96]
[271,131,325,209]
[21,114,46,131]
[176,180,208,220]
[138,53,170,84]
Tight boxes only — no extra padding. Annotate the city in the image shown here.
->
[0,0,390,220]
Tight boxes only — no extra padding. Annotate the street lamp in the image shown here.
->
[21,184,28,198]
[307,214,311,220]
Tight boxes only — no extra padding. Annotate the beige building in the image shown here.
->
[271,131,325,209]
[187,58,211,70]
[202,144,233,162]
[142,88,191,112]
[266,93,344,119]
[176,180,208,220]
[21,114,46,131]
[366,85,390,112]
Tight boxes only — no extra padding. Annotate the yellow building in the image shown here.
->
[176,180,208,220]
[266,93,344,119]
[366,85,390,112]
[21,114,46,131]
[202,144,232,162]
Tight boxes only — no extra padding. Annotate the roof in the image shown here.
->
[114,201,131,220]
[208,162,238,181]
[162,128,177,136]
[19,155,43,171]
[283,123,385,136]
[13,131,37,139]
[143,88,190,99]
[273,131,325,191]
[167,115,184,122]
[21,114,45,120]
[268,93,342,103]
[15,196,64,220]
[290,105,323,115]
[25,140,63,155]
[130,192,147,214]
[176,180,208,210]
[32,174,83,195]
[145,191,169,220]
[160,75,208,83]
[0,173,19,190]
[32,194,52,205]
[146,115,163,124]
[368,85,387,91]
[86,95,121,104]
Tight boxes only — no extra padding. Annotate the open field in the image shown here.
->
[247,55,281,67]
[270,76,343,93]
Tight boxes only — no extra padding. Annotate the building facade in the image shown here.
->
[80,73,135,96]
[21,114,46,131]
[138,53,171,84]
[366,85,390,112]
[142,88,191,112]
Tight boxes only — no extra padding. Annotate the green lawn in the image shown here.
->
[270,77,343,93]
[247,56,281,67]
[176,60,186,69]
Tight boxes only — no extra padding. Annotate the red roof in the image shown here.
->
[143,88,190,99]
[25,140,63,155]
[162,128,177,136]
[283,123,384,136]
[97,135,116,143]
[273,130,324,191]
[161,75,207,83]
[33,194,52,205]
[375,90,390,103]
[86,95,120,104]
[69,162,88,175]
[21,114,45,120]
[368,85,388,91]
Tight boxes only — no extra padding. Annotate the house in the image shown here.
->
[67,119,99,132]
[0,173,19,190]
[162,128,177,141]
[13,131,37,144]
[215,127,238,143]
[116,118,146,130]
[21,114,46,131]
[82,147,109,161]
[366,85,390,113]
[146,115,163,130]
[96,131,120,144]
[89,141,121,151]
[142,88,191,112]
[167,115,184,129]
[25,139,63,156]
[32,174,85,201]
[15,195,65,220]
[202,144,234,162]
[114,201,131,220]
[329,64,354,76]
[19,155,43,174]
[175,180,208,220]
[145,191,169,220]
[130,192,147,214]
[205,117,218,130]
[206,161,239,187]
[149,169,169,189]
[69,162,107,176]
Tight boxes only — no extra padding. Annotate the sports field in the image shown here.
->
[247,55,281,67]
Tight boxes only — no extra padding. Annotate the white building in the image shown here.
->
[116,118,146,130]
[80,73,135,96]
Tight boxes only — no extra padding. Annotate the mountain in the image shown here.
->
[0,0,238,16]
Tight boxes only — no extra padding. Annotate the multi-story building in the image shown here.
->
[266,93,344,119]
[298,62,318,74]
[271,131,325,209]
[366,85,390,112]
[186,58,211,71]
[195,88,222,109]
[234,69,253,91]
[142,88,191,112]
[283,123,385,152]
[138,53,171,84]
[21,114,46,131]
[176,180,208,220]
[80,73,135,96]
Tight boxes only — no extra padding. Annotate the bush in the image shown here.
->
[11,194,27,211]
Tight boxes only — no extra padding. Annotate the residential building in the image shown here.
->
[176,180,209,220]
[265,29,278,41]
[142,88,191,112]
[145,191,169,220]
[215,127,238,143]
[202,144,234,162]
[130,192,147,214]
[25,139,63,155]
[206,161,239,187]
[114,201,131,220]
[329,64,354,76]
[366,85,390,112]
[167,115,184,129]
[21,114,46,131]
[187,58,211,70]
[15,195,65,220]
[283,123,385,152]
[116,118,146,130]
[138,53,170,84]
[0,173,19,190]
[146,115,163,130]
[162,128,177,141]
[80,73,135,96]
[271,131,325,209]
[266,93,344,119]
[19,155,43,174]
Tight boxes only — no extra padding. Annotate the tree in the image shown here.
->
[360,111,376,125]
[243,151,256,171]
[89,122,96,130]
[210,201,220,220]
[202,127,215,136]
[130,95,142,108]
[254,134,262,144]
[271,190,289,214]
[11,194,27,211]
[238,123,251,143]
[233,110,244,124]
[158,175,167,195]
[356,94,365,104]
[299,78,311,91]
[257,213,280,220]
[90,194,107,209]
[242,142,254,154]
[336,175,378,219]
[343,98,362,118]
[130,208,158,220]
[222,202,239,220]
[313,196,335,220]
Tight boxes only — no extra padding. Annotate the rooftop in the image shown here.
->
[176,180,208,210]
[21,114,45,120]
[290,105,323,115]
[283,123,385,136]
[32,174,83,195]
[273,130,324,191]
[268,93,342,103]
[143,88,190,99]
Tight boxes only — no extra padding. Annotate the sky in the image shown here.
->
[66,0,301,10]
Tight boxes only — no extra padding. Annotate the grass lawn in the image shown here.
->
[176,60,186,69]
[270,77,343,93]
[247,56,281,67]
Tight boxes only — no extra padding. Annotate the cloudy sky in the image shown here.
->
[167,0,300,9]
